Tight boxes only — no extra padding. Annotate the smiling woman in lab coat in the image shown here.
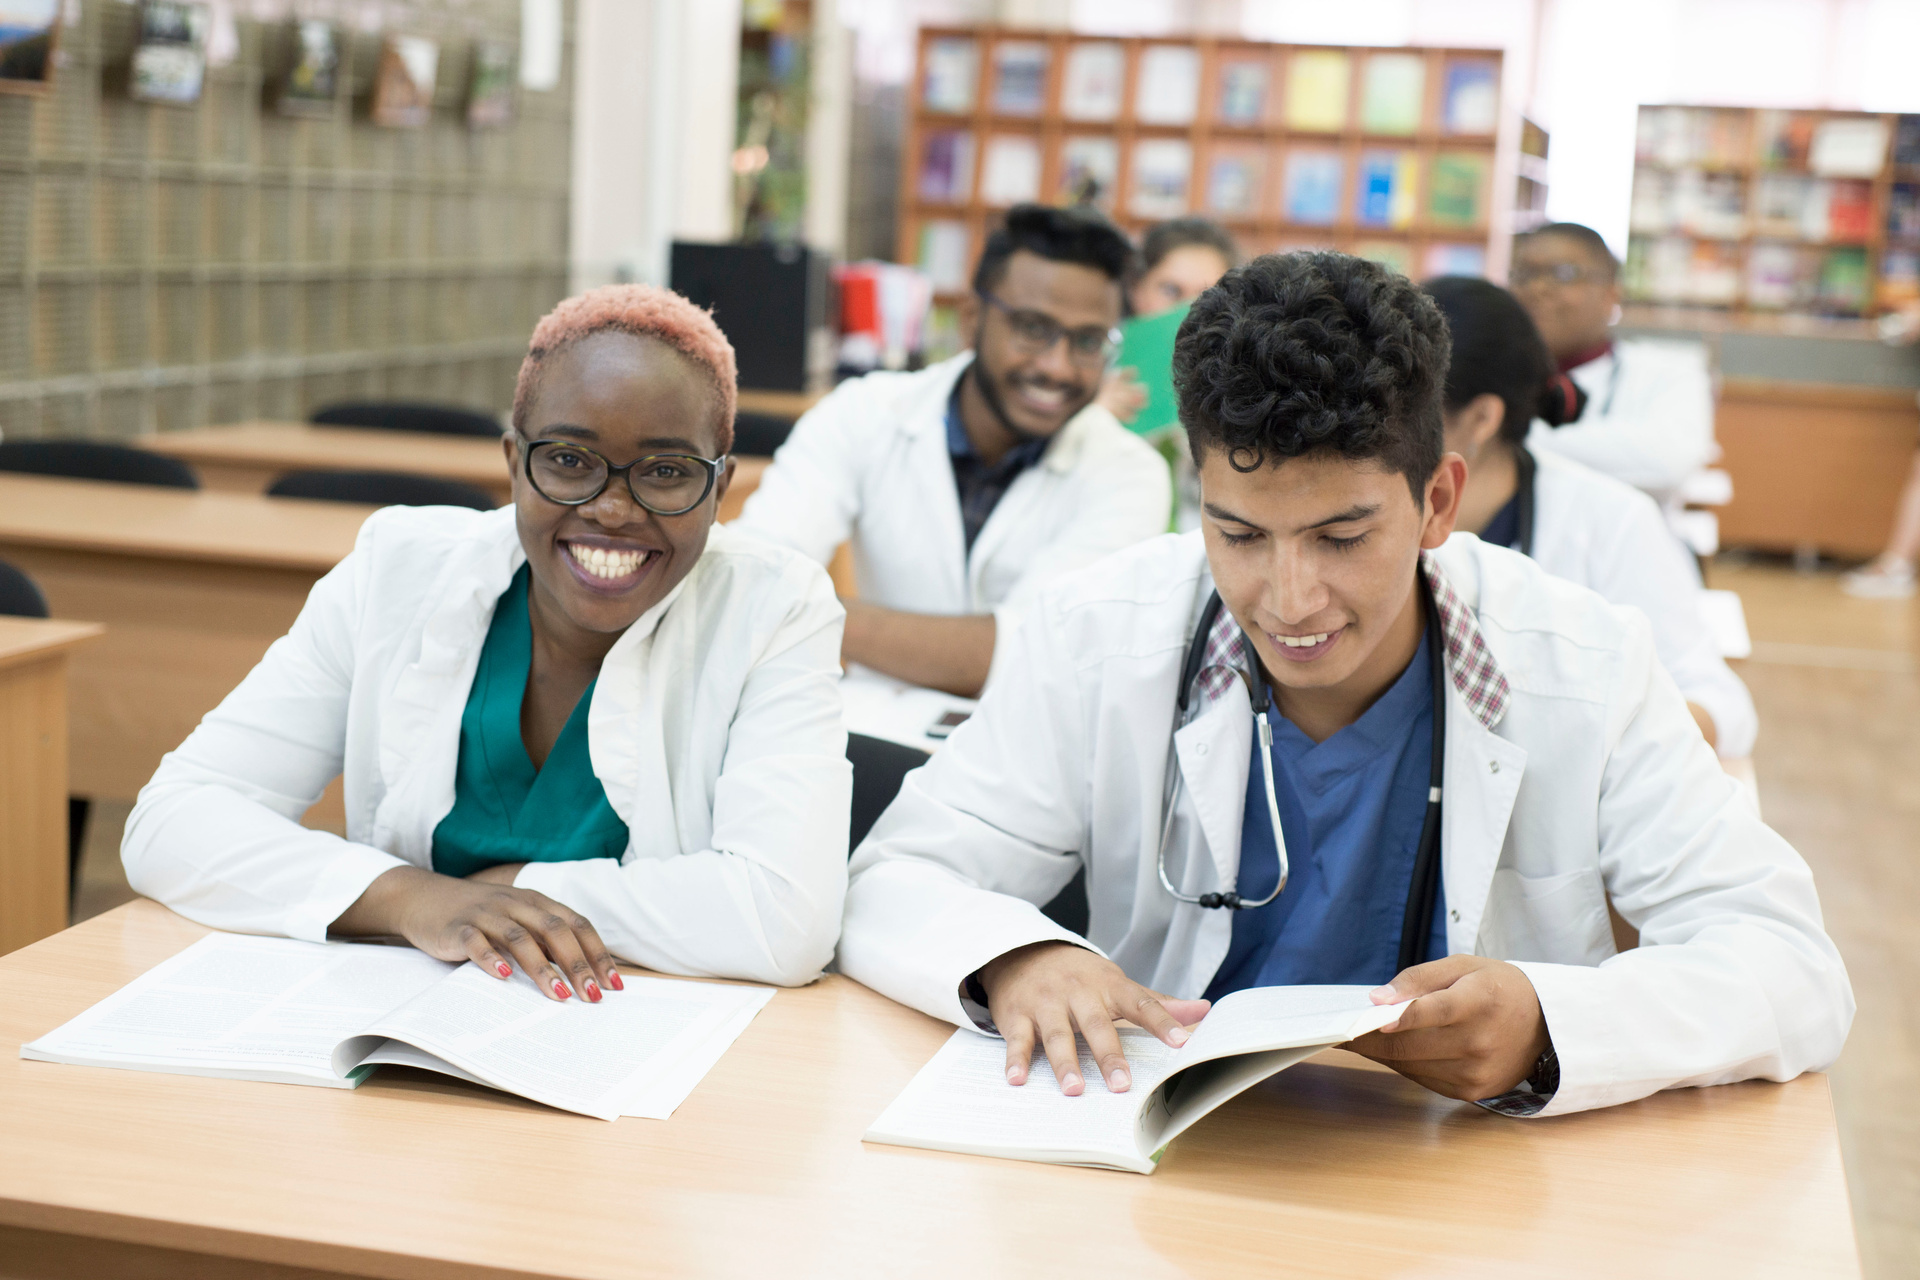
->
[123,285,851,997]
[839,253,1850,1118]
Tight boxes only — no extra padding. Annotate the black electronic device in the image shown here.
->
[669,240,830,393]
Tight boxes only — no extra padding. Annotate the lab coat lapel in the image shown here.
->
[1170,680,1253,893]
[896,358,970,610]
[1440,685,1526,956]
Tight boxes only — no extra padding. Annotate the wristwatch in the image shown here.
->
[1525,1041,1560,1096]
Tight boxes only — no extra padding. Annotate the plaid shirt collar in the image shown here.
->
[1187,550,1510,731]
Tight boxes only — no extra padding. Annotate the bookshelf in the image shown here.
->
[897,28,1507,312]
[1626,105,1920,320]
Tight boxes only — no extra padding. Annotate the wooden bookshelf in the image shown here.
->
[897,28,1507,307]
[1626,105,1920,320]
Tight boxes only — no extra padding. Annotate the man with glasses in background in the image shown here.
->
[734,204,1170,699]
[1510,222,1716,510]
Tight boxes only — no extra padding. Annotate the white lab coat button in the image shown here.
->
[1450,908,1461,923]
[1195,742,1209,756]
[1488,759,1500,774]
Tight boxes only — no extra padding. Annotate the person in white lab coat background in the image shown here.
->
[1422,274,1757,758]
[1511,222,1716,509]
[839,252,1850,1118]
[733,204,1170,698]
[124,285,851,996]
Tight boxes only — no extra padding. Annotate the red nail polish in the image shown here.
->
[553,979,571,999]
[496,962,512,978]
[585,980,602,1002]
[606,970,623,991]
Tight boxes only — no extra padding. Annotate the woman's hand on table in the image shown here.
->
[332,865,623,1003]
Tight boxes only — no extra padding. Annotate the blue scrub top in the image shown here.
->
[1204,628,1446,999]
[430,564,631,878]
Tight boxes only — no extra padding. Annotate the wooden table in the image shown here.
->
[0,901,1860,1279]
[140,422,772,525]
[0,618,103,955]
[0,474,375,804]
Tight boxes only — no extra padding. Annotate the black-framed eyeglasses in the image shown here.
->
[977,292,1123,366]
[1510,261,1599,288]
[517,437,726,516]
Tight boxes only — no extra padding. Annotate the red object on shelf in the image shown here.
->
[836,269,881,340]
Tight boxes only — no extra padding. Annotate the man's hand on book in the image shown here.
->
[332,865,624,1004]
[977,942,1210,1097]
[1343,955,1550,1101]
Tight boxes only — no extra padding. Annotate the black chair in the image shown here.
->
[0,558,88,899]
[311,401,504,439]
[732,411,796,458]
[268,469,498,511]
[847,733,929,852]
[0,440,198,489]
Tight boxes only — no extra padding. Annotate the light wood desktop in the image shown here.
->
[0,618,103,956]
[0,474,375,804]
[138,421,772,525]
[0,901,1859,1280]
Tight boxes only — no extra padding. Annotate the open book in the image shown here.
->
[21,932,772,1121]
[865,985,1408,1173]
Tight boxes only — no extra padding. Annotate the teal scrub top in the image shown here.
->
[430,565,630,878]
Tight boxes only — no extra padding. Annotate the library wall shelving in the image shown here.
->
[897,27,1509,317]
[1626,105,1920,321]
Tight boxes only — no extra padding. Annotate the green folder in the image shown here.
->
[1115,302,1190,438]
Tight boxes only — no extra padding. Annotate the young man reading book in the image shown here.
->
[838,252,1853,1118]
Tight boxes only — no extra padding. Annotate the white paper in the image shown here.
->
[841,668,975,753]
[21,934,454,1085]
[621,985,773,1119]
[354,966,769,1121]
[1174,985,1405,1064]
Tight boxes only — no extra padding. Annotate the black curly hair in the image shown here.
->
[1173,251,1451,505]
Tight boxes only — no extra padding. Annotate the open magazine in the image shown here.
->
[865,985,1409,1173]
[22,932,771,1121]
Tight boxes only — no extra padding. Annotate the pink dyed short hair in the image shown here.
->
[511,284,738,454]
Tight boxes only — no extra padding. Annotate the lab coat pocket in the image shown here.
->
[1477,865,1612,966]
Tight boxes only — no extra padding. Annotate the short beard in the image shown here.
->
[968,323,1054,447]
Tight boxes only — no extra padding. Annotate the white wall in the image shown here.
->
[570,0,741,292]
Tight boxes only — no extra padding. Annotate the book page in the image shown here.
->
[864,1028,1182,1173]
[1177,985,1408,1065]
[353,965,766,1121]
[621,985,773,1120]
[21,934,454,1086]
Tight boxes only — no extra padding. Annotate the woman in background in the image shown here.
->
[1098,218,1240,425]
[123,285,852,995]
[1423,274,1757,758]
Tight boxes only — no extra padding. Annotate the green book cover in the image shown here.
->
[1116,302,1190,437]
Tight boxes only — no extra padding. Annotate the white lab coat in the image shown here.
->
[1527,447,1756,757]
[839,533,1851,1117]
[733,353,1172,686]
[1526,338,1715,505]
[123,506,851,987]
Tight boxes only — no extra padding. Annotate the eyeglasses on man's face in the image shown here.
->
[517,437,725,516]
[978,292,1123,367]
[1510,260,1603,289]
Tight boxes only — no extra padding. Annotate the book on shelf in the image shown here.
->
[1686,239,1743,306]
[1827,179,1873,242]
[917,220,971,293]
[1756,110,1814,170]
[1057,135,1120,209]
[1818,246,1870,312]
[1284,48,1349,132]
[20,933,772,1123]
[1061,41,1124,121]
[1746,241,1818,311]
[922,36,978,114]
[1206,146,1265,218]
[991,40,1048,115]
[917,130,975,204]
[1428,151,1488,228]
[1639,106,1748,169]
[1135,44,1200,126]
[980,134,1042,206]
[1887,182,1920,241]
[1424,242,1487,278]
[1216,57,1269,126]
[1894,115,1920,168]
[1879,246,1920,307]
[1681,170,1747,239]
[1440,59,1498,135]
[1751,172,1811,239]
[1808,117,1888,179]
[1359,52,1424,136]
[864,986,1410,1174]
[1130,138,1192,218]
[1355,239,1415,279]
[1355,150,1419,229]
[1282,150,1343,225]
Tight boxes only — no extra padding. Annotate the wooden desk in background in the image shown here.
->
[0,901,1859,1279]
[139,421,773,525]
[0,474,375,804]
[0,618,102,956]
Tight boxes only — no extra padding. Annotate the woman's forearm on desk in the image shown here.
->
[841,601,995,699]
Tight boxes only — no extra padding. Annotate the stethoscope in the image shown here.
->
[1512,444,1537,558]
[1154,580,1450,973]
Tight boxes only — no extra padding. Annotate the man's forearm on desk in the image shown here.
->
[841,602,995,698]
